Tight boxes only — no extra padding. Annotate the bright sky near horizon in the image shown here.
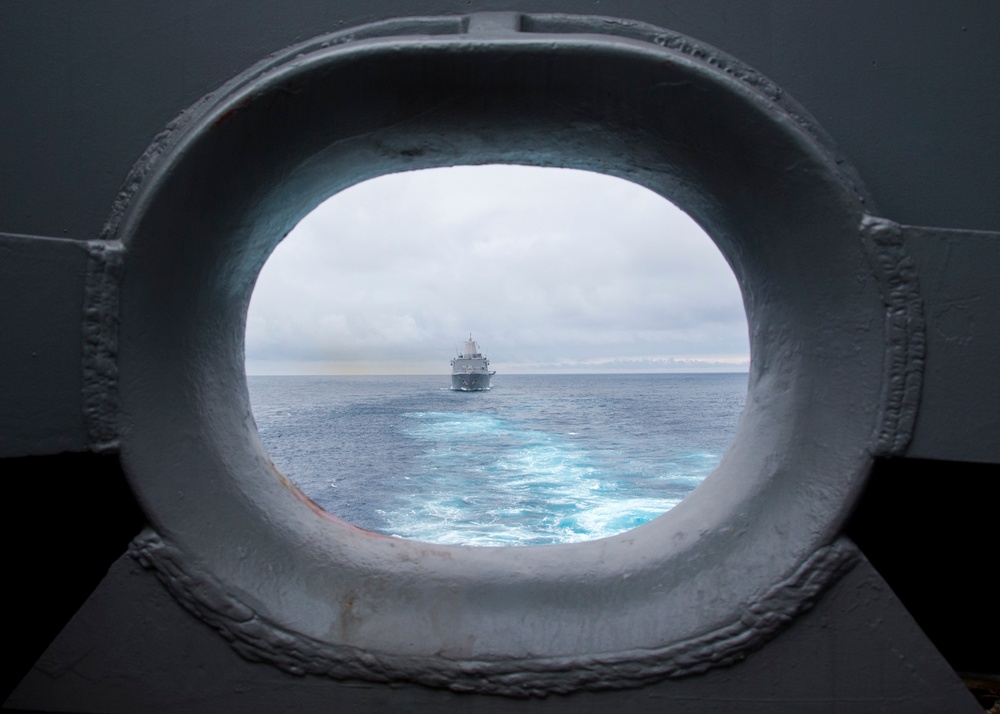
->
[244,165,749,376]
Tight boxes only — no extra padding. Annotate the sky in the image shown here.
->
[244,165,749,375]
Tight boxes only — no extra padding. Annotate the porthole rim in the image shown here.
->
[110,13,922,695]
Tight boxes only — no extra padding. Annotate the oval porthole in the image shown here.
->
[245,164,750,546]
[111,14,922,694]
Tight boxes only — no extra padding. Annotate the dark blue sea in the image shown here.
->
[247,373,747,547]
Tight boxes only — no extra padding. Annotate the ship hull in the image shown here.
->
[451,372,492,391]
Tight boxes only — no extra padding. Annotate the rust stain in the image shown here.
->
[267,460,397,538]
[213,95,255,126]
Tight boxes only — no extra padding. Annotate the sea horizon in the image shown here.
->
[245,369,751,377]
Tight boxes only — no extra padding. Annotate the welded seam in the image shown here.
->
[82,240,124,452]
[101,12,874,248]
[861,216,926,456]
[98,17,466,245]
[130,530,859,696]
[518,14,873,209]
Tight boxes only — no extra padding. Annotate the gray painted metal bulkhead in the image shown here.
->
[103,14,920,694]
[1,3,997,710]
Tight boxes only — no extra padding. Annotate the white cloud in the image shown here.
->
[245,165,749,375]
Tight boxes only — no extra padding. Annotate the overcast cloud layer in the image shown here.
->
[245,165,749,375]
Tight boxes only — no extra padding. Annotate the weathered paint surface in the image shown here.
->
[1,2,996,712]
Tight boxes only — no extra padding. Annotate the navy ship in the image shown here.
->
[450,336,495,391]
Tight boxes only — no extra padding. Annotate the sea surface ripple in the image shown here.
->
[248,373,747,547]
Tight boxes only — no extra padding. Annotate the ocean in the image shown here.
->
[247,373,747,547]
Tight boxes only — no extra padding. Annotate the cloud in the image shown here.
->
[245,165,749,375]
